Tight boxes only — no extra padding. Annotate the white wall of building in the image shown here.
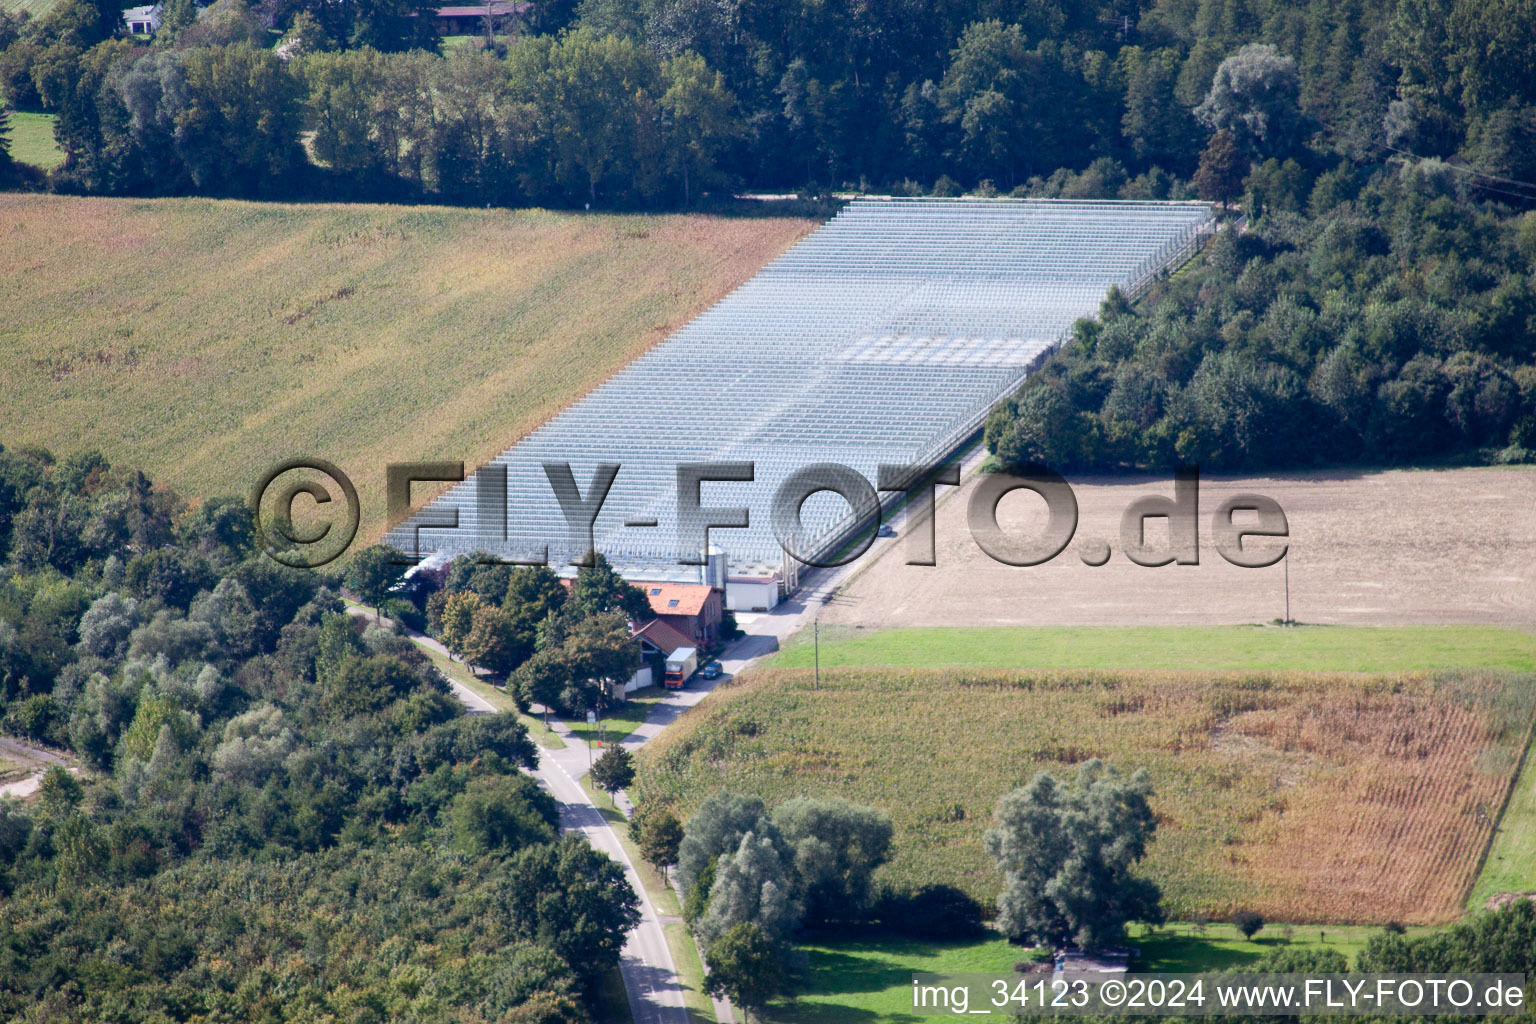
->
[624,665,652,694]
[726,578,779,612]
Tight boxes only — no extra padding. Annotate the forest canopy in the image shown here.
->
[3,0,1534,469]
[0,444,639,1023]
[0,0,1531,207]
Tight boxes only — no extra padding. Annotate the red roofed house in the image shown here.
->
[640,582,723,648]
[633,618,695,660]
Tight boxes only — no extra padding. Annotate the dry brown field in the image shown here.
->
[0,195,816,540]
[823,465,1536,628]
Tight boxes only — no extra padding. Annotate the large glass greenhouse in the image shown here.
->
[388,197,1215,588]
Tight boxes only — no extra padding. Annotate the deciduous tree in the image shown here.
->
[771,797,893,928]
[460,604,532,675]
[506,834,641,989]
[660,50,736,204]
[344,544,408,621]
[1193,129,1247,205]
[676,790,777,898]
[703,922,788,1023]
[696,830,802,948]
[985,759,1163,952]
[633,802,683,883]
[589,743,635,804]
[438,590,484,660]
[1194,43,1303,157]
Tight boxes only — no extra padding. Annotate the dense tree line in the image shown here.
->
[0,443,638,1022]
[0,0,1532,205]
[377,548,650,715]
[985,166,1536,471]
[4,0,1534,470]
[658,791,897,1017]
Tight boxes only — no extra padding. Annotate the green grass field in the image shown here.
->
[768,922,1432,1023]
[0,194,814,543]
[1470,743,1536,909]
[571,686,671,749]
[773,625,1536,674]
[770,935,1027,1023]
[5,111,63,170]
[1127,921,1431,971]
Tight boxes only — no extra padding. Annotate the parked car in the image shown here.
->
[877,523,897,537]
[701,661,723,679]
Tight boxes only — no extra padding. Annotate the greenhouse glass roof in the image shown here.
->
[388,197,1215,579]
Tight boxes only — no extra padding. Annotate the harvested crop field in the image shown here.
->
[824,466,1536,628]
[0,195,816,540]
[638,667,1536,925]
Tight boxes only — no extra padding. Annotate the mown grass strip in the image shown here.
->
[1129,921,1433,971]
[772,934,1024,1023]
[772,624,1536,674]
[1469,723,1536,910]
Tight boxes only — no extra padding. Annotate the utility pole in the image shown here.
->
[814,618,820,690]
[1284,555,1291,625]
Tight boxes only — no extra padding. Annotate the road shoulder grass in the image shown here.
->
[581,774,716,1023]
[569,686,672,749]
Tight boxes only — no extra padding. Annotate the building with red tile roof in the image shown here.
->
[639,582,722,647]
[633,618,695,658]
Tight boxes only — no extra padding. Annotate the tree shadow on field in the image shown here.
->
[1132,931,1284,972]
[799,949,912,996]
[771,1006,914,1024]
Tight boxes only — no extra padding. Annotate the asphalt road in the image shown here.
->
[347,606,691,1024]
[534,733,691,1024]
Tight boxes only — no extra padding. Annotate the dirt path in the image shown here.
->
[822,466,1536,628]
[0,736,76,799]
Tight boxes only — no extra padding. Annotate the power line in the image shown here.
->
[1317,116,1536,201]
